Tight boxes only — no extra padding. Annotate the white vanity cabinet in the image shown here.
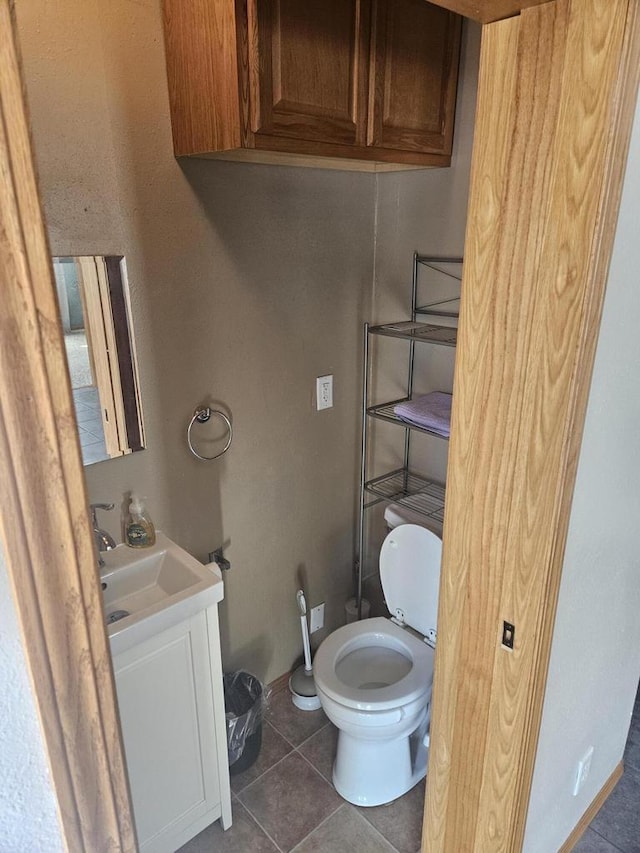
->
[112,605,232,852]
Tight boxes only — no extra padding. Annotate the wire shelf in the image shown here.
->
[415,296,460,318]
[416,256,463,282]
[365,468,446,524]
[369,321,457,347]
[367,399,450,439]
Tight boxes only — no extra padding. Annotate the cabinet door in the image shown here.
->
[248,0,370,147]
[368,0,461,155]
[113,613,221,851]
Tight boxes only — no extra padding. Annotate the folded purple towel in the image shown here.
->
[394,392,452,436]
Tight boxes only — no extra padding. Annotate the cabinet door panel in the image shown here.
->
[250,0,369,146]
[113,614,220,849]
[368,0,461,154]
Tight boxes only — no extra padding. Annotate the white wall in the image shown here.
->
[0,542,63,851]
[523,98,640,851]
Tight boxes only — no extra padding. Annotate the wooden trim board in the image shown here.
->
[421,1,554,24]
[423,0,640,850]
[0,2,136,850]
[559,763,624,852]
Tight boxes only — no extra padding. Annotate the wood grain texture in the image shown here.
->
[162,0,241,155]
[423,0,640,850]
[420,0,554,23]
[77,256,126,457]
[0,1,136,850]
[558,763,623,852]
[249,0,370,146]
[192,147,447,171]
[162,0,456,167]
[104,256,145,454]
[368,0,461,154]
[253,129,451,165]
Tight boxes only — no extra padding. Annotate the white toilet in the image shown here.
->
[313,506,442,807]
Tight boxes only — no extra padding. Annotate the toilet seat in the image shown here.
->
[380,524,442,640]
[313,617,434,712]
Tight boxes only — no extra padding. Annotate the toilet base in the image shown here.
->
[332,718,429,807]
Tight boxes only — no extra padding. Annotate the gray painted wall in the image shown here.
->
[523,98,640,852]
[16,0,375,687]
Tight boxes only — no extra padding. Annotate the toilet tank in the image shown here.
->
[383,503,442,536]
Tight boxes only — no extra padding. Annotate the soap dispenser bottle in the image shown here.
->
[125,494,156,548]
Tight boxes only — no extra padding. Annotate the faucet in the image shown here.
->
[90,503,116,568]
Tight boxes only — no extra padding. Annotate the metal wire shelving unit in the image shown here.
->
[355,253,462,618]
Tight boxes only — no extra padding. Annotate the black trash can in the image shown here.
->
[223,671,264,775]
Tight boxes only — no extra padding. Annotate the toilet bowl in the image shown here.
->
[313,510,442,807]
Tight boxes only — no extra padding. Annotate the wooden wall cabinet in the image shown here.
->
[162,0,462,171]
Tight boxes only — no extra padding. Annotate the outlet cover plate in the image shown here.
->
[316,375,333,411]
[310,603,325,633]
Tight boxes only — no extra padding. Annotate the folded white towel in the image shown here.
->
[394,392,452,436]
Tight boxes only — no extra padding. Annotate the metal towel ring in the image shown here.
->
[187,407,233,461]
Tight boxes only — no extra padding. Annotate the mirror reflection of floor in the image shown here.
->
[64,329,92,387]
[73,386,108,465]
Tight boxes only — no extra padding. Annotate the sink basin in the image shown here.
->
[101,531,224,655]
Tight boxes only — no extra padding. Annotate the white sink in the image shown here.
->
[101,531,224,655]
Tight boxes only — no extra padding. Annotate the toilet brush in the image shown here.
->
[289,589,322,711]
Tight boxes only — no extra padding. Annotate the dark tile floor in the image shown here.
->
[180,683,640,853]
[574,687,640,853]
[178,687,424,853]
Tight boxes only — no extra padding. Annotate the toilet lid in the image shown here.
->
[379,524,442,640]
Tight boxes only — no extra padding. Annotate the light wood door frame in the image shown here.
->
[0,2,638,853]
[424,0,640,850]
[0,1,136,850]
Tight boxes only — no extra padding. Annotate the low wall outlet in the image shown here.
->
[310,603,325,633]
[316,375,333,411]
[573,746,594,796]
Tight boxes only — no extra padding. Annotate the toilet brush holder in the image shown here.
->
[289,589,322,711]
[289,665,321,711]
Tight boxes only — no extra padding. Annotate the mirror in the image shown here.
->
[53,255,145,465]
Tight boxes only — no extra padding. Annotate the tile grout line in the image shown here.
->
[238,741,337,806]
[288,802,346,852]
[234,745,295,797]
[233,797,287,853]
[234,720,331,796]
[295,745,336,787]
[293,719,331,749]
[587,824,626,853]
[352,807,403,852]
[266,713,329,749]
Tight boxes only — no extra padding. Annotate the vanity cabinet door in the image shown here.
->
[249,0,370,148]
[367,0,461,155]
[113,611,228,852]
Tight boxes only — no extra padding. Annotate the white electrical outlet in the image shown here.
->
[573,746,594,796]
[310,603,325,633]
[316,375,333,410]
